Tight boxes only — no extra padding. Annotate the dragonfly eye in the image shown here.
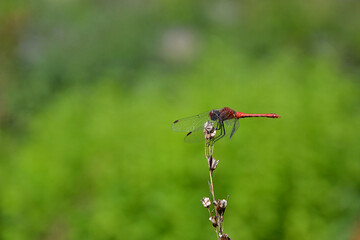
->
[209,110,219,121]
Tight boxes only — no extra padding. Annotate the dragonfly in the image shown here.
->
[172,107,281,142]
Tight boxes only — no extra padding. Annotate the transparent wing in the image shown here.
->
[224,118,240,139]
[184,119,222,143]
[184,126,206,143]
[171,111,210,132]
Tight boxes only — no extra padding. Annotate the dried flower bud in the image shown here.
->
[209,216,218,227]
[219,199,227,208]
[201,197,211,208]
[204,121,216,139]
[219,233,231,240]
[204,121,214,131]
[215,199,227,215]
[208,155,219,171]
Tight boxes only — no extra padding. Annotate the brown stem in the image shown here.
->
[209,170,215,202]
[203,122,229,239]
[205,140,222,236]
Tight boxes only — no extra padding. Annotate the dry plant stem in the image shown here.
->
[205,140,221,239]
[203,121,229,240]
[209,170,215,202]
[206,141,216,201]
[209,169,221,236]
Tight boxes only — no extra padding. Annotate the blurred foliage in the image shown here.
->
[1,0,360,240]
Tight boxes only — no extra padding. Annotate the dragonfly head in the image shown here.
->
[209,110,220,121]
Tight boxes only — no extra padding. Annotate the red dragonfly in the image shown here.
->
[172,107,280,142]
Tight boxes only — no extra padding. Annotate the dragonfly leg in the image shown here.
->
[215,121,222,130]
[214,121,226,142]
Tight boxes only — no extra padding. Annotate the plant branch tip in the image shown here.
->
[204,121,216,140]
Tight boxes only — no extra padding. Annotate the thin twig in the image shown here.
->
[201,121,229,240]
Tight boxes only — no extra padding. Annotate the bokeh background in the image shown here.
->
[1,0,360,239]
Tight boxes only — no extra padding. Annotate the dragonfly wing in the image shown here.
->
[184,126,206,143]
[171,111,210,132]
[224,118,239,139]
[184,119,222,143]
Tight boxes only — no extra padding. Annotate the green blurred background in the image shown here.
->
[1,0,360,239]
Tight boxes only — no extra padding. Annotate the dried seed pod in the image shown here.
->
[208,155,219,170]
[209,216,218,227]
[215,199,227,215]
[201,197,211,208]
[204,121,216,139]
[219,233,231,240]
